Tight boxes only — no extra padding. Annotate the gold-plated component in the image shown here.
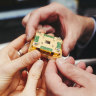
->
[28,31,62,59]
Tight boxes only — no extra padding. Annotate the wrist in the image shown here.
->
[78,16,94,45]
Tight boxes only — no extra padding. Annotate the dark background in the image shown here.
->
[0,0,49,43]
[0,0,96,43]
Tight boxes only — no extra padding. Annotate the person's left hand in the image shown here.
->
[1,24,53,96]
[0,34,41,96]
[8,59,44,96]
[6,58,47,96]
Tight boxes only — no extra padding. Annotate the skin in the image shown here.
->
[0,25,55,96]
[0,26,93,96]
[22,2,94,56]
[0,34,45,96]
[45,57,95,96]
[8,25,55,96]
[8,60,44,96]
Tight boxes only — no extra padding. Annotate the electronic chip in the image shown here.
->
[28,30,62,59]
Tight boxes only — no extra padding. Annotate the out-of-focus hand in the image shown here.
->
[22,2,94,56]
[45,57,94,96]
[0,34,41,96]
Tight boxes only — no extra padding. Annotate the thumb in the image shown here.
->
[23,60,44,96]
[56,57,93,87]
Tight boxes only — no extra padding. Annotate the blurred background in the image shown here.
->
[0,0,96,44]
[0,0,96,72]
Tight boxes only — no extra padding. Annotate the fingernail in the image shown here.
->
[26,34,32,41]
[34,50,39,53]
[56,57,66,65]
[32,50,41,57]
[36,60,44,68]
[26,30,34,41]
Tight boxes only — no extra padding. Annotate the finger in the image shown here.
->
[75,62,86,87]
[37,59,47,89]
[40,59,48,91]
[62,35,77,56]
[25,6,56,41]
[47,33,54,36]
[22,13,31,27]
[76,63,93,73]
[86,66,93,73]
[2,72,21,96]
[37,89,46,96]
[42,25,55,34]
[76,61,86,70]
[37,25,43,30]
[37,25,55,34]
[22,70,28,81]
[23,60,44,95]
[63,56,75,64]
[45,60,68,96]
[66,62,86,87]
[9,50,41,74]
[9,42,29,60]
[8,34,26,50]
[20,42,30,55]
[56,57,93,87]
[59,57,75,86]
[57,57,75,65]
[75,65,93,88]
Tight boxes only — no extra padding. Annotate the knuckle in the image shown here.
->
[24,51,40,64]
[30,11,34,15]
[21,57,29,66]
[32,9,40,15]
[26,54,35,64]
[21,34,26,39]
[64,64,77,78]
[22,54,33,66]
[64,64,73,73]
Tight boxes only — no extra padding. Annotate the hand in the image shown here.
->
[0,34,41,96]
[45,57,93,96]
[19,25,55,96]
[8,58,48,96]
[8,25,54,96]
[22,2,94,56]
[8,60,44,96]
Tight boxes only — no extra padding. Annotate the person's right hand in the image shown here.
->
[22,2,94,56]
[45,57,95,96]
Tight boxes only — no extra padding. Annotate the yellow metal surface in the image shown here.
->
[28,31,62,59]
